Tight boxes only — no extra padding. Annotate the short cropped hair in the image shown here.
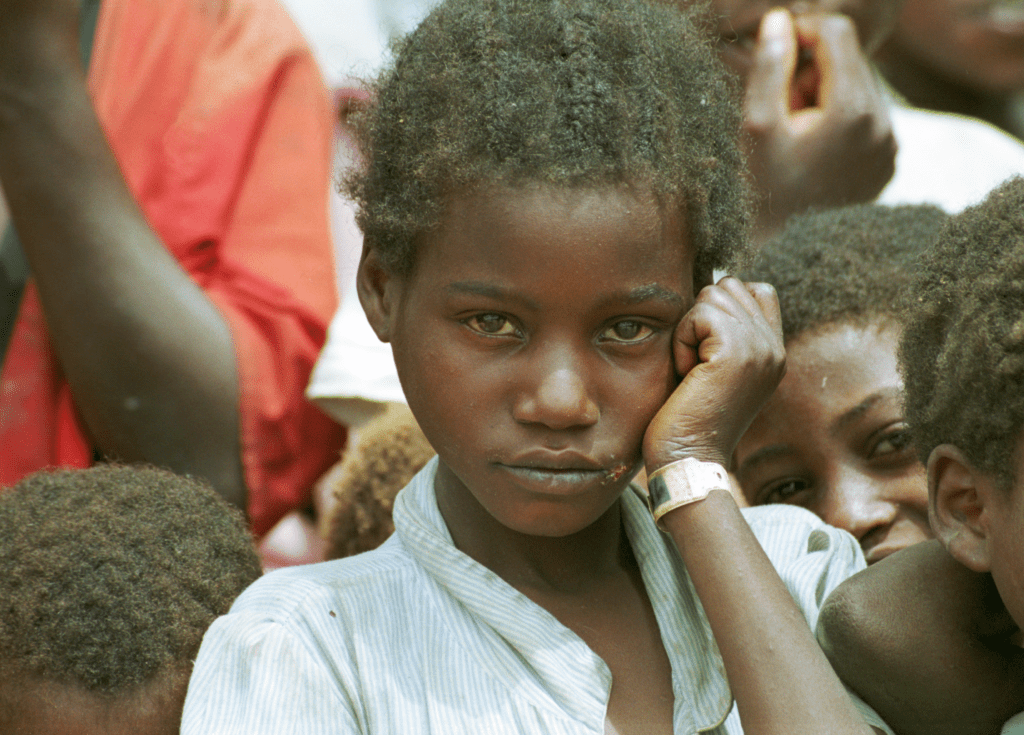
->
[900,177,1024,486]
[345,0,749,280]
[0,465,262,696]
[738,203,948,341]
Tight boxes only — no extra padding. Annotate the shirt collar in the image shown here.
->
[394,457,732,731]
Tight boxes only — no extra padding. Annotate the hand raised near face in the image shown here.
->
[643,277,785,474]
[744,8,897,238]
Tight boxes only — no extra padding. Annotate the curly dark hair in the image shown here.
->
[900,177,1024,487]
[345,0,749,281]
[0,464,262,696]
[738,203,948,341]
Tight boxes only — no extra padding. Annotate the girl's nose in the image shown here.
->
[512,355,599,431]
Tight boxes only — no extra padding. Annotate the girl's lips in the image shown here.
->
[498,465,608,495]
[501,449,605,472]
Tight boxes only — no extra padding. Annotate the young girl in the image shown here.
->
[733,204,947,563]
[182,1,890,732]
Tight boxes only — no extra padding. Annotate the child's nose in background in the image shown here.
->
[819,466,901,542]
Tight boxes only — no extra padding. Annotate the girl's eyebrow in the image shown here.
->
[445,281,538,309]
[444,281,686,308]
[623,283,686,306]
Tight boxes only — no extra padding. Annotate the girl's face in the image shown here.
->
[733,321,930,563]
[371,183,694,538]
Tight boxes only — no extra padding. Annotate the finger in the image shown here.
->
[744,8,798,126]
[793,13,875,111]
[712,278,784,361]
[744,281,784,343]
[672,298,720,366]
[671,322,700,379]
[714,275,765,322]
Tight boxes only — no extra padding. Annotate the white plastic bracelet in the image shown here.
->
[647,457,730,526]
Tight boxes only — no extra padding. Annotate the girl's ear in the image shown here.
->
[357,246,402,342]
[928,444,995,573]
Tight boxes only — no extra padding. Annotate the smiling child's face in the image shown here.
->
[378,183,694,538]
[734,321,929,563]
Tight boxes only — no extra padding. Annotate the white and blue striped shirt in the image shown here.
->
[182,457,891,734]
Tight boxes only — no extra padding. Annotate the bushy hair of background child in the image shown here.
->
[900,177,1024,488]
[325,405,436,560]
[344,0,748,281]
[738,203,948,341]
[0,465,262,697]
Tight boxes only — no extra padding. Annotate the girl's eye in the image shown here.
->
[601,320,653,343]
[465,313,518,337]
[760,478,813,507]
[871,425,914,458]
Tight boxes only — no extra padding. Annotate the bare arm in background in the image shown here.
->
[818,540,1024,735]
[0,0,244,506]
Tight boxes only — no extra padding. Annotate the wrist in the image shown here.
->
[647,457,731,527]
[644,445,730,476]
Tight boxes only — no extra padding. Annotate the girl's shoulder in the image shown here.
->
[232,533,427,625]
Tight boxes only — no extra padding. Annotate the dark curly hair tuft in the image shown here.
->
[0,464,262,696]
[345,0,749,280]
[738,203,948,342]
[900,177,1024,487]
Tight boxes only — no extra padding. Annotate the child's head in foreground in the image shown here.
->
[734,203,948,563]
[0,465,262,735]
[350,0,749,538]
[899,176,1024,628]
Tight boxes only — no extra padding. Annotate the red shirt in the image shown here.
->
[0,0,345,536]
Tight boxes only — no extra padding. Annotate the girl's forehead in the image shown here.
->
[409,182,697,298]
[430,183,690,259]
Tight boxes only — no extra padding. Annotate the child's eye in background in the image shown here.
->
[760,477,814,507]
[869,424,914,459]
[600,320,653,343]
[464,313,519,337]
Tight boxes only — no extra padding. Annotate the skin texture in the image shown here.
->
[734,322,930,563]
[818,539,1024,735]
[705,0,902,237]
[877,0,1024,138]
[0,0,244,504]
[360,182,880,735]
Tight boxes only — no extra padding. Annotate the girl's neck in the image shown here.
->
[434,462,631,596]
